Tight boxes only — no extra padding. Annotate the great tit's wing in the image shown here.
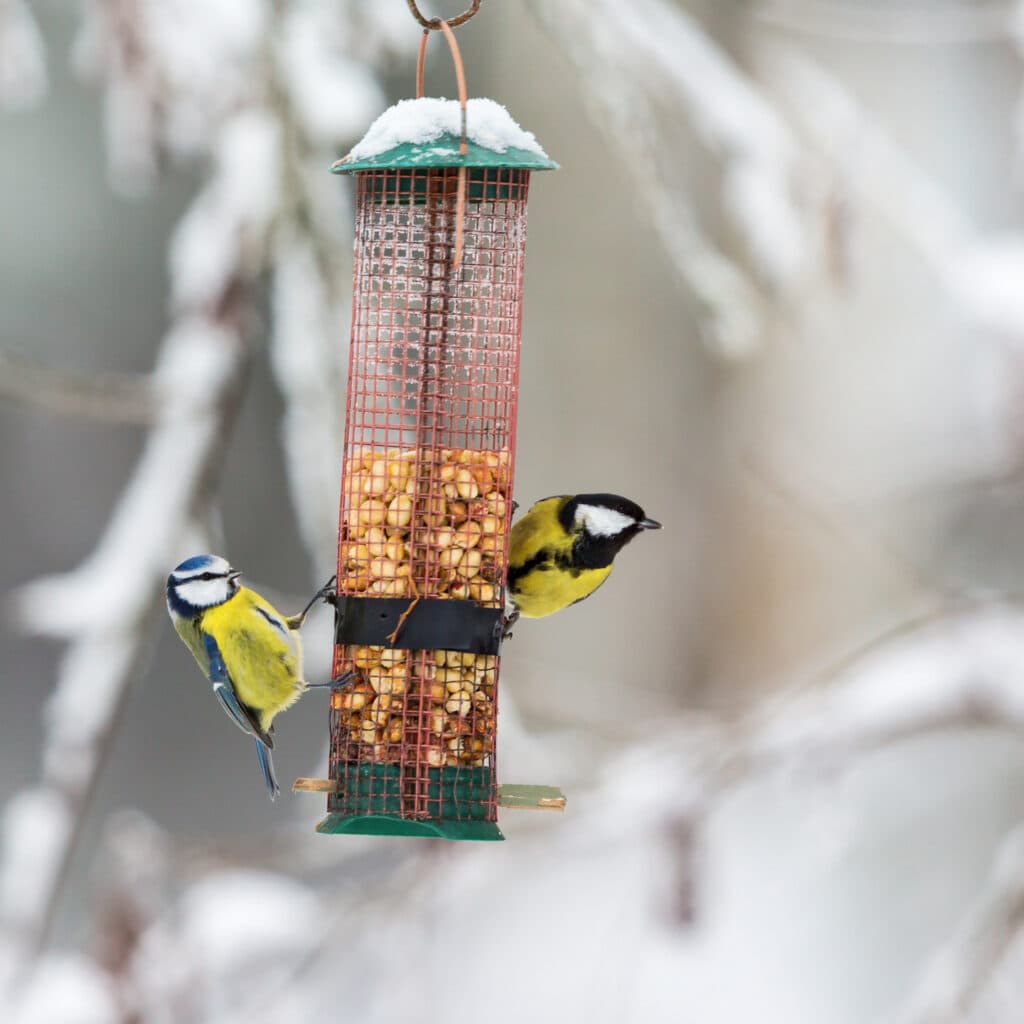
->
[202,632,275,749]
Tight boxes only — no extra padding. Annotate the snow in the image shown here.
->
[948,237,1024,338]
[143,0,269,160]
[42,635,137,789]
[0,790,70,930]
[269,234,345,572]
[170,111,282,311]
[532,0,800,357]
[11,954,118,1024]
[16,318,241,635]
[278,7,386,146]
[178,871,319,973]
[103,76,159,195]
[346,97,549,160]
[748,606,1024,769]
[602,0,804,292]
[132,871,322,1022]
[0,0,47,109]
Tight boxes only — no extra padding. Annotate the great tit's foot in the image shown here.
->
[510,499,519,515]
[305,670,359,690]
[495,608,519,641]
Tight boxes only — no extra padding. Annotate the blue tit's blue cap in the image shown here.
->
[173,554,219,573]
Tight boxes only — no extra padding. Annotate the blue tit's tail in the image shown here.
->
[254,739,280,800]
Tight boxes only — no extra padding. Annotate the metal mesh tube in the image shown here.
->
[328,167,529,826]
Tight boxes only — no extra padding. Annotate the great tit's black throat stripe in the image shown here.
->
[506,548,555,588]
[508,542,622,585]
[332,596,503,654]
[572,532,636,570]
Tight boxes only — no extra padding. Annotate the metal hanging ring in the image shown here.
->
[406,0,481,30]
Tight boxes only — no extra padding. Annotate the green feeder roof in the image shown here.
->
[331,97,558,174]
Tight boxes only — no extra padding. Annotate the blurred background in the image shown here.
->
[5,0,1024,1021]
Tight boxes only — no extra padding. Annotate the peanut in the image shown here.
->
[335,446,511,762]
[445,692,472,716]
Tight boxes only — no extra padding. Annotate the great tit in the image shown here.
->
[506,493,661,619]
[166,554,336,799]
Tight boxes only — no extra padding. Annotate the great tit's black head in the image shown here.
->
[166,554,242,617]
[560,493,662,544]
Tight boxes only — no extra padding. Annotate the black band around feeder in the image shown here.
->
[332,595,503,655]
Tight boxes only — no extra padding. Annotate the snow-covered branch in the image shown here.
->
[1,312,249,990]
[763,44,1024,342]
[0,0,46,109]
[739,604,1024,773]
[0,1,412,1005]
[528,0,807,358]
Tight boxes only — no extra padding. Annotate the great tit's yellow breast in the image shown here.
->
[512,562,613,618]
[199,588,303,729]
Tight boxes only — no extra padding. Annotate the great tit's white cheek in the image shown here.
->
[575,504,636,538]
[176,577,231,608]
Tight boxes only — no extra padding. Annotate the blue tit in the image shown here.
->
[165,554,328,800]
[507,493,661,619]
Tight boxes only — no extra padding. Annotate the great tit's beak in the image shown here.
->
[638,518,662,530]
[228,569,243,582]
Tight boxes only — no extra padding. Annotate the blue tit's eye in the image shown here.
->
[199,572,217,581]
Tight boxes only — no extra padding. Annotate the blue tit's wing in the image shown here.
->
[202,632,275,749]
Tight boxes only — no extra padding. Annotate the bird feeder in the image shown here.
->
[309,24,558,840]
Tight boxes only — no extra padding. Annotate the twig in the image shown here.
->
[889,825,1024,1024]
[760,45,972,274]
[0,350,156,424]
[385,596,421,646]
[754,1,1016,45]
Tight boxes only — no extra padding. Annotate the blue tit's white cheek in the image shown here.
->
[574,504,636,537]
[175,577,232,608]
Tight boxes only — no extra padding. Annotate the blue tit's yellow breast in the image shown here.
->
[199,588,304,730]
[173,614,211,674]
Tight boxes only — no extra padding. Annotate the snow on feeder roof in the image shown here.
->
[332,97,558,172]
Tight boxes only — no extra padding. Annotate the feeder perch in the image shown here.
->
[312,27,558,841]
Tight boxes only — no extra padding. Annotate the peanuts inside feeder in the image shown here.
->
[309,38,559,839]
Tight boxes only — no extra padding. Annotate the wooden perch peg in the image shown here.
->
[292,778,566,810]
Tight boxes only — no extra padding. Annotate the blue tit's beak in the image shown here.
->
[638,518,662,530]
[228,569,243,582]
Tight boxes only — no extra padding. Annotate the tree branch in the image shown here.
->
[0,350,156,425]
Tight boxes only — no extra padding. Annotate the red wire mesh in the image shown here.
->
[329,167,530,823]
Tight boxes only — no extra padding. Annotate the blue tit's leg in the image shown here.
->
[286,574,339,630]
[254,739,280,800]
[304,670,360,689]
[510,499,519,515]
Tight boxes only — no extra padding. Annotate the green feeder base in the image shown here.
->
[318,763,503,841]
[315,813,503,841]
